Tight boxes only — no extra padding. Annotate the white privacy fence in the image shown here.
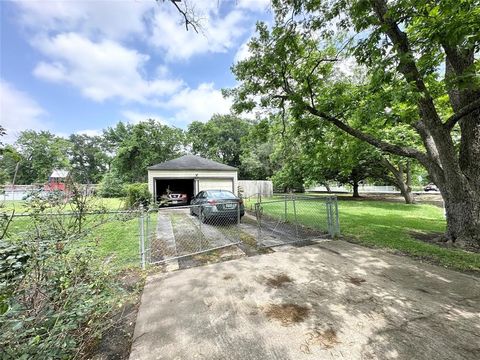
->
[1,184,98,201]
[238,180,273,198]
[307,184,399,193]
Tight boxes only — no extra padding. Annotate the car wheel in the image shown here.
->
[200,210,207,223]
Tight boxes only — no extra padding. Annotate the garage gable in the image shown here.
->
[147,155,239,201]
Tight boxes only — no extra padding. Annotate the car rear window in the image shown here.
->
[207,190,236,199]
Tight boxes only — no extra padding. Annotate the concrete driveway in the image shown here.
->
[130,241,480,360]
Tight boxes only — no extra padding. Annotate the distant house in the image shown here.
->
[45,169,69,191]
[147,155,238,203]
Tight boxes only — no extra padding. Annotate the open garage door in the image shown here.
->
[155,179,195,203]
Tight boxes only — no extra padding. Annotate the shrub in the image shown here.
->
[0,189,124,359]
[124,183,151,208]
[98,171,125,198]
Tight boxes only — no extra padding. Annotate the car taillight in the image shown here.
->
[208,199,217,205]
[181,194,187,198]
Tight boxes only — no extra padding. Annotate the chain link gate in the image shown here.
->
[139,203,242,268]
[254,195,340,247]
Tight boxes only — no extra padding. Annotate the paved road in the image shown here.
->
[130,241,480,360]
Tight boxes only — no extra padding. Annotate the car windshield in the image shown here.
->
[207,190,236,199]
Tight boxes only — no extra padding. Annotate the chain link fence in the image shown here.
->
[253,195,340,247]
[6,194,341,269]
[140,202,242,267]
[5,209,144,271]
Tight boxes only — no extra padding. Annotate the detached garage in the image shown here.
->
[147,155,238,203]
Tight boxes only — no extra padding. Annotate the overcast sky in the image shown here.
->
[0,0,272,142]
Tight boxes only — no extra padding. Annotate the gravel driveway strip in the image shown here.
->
[130,240,480,360]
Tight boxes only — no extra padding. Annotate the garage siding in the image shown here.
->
[198,179,234,193]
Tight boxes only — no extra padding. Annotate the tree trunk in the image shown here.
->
[352,181,360,198]
[381,158,415,204]
[442,189,480,251]
[324,183,331,192]
[400,186,415,204]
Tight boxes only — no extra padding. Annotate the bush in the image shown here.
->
[124,183,151,208]
[0,190,123,359]
[98,171,125,198]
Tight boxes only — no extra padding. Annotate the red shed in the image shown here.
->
[45,169,69,191]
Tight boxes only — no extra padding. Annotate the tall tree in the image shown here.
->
[12,131,70,184]
[68,134,110,184]
[228,0,480,250]
[240,119,276,180]
[187,114,251,172]
[299,116,419,203]
[112,119,184,182]
[103,121,132,154]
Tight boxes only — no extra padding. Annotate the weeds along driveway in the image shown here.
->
[130,241,480,360]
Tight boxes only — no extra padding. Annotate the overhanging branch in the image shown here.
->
[444,98,480,131]
[302,102,428,162]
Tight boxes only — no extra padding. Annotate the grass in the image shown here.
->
[93,211,157,270]
[250,197,480,273]
[6,195,480,272]
[2,196,125,213]
[3,197,148,270]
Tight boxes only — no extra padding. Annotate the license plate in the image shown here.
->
[172,201,178,204]
[225,203,236,209]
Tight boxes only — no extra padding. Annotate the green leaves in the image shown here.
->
[0,194,123,358]
[0,241,29,315]
[111,119,185,183]
[187,114,251,172]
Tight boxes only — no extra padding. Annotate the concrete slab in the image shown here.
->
[130,241,480,360]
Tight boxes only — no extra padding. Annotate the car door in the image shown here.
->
[191,191,203,215]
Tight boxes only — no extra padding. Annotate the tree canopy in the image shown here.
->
[228,0,480,249]
[187,114,252,173]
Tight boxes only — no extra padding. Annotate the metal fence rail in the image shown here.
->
[6,195,341,270]
[254,195,340,247]
[139,202,242,267]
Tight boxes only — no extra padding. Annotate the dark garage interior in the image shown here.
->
[155,179,195,203]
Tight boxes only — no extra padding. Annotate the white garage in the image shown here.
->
[147,155,238,203]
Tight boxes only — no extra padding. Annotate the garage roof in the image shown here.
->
[148,155,237,171]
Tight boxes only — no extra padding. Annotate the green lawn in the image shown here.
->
[3,197,147,270]
[93,211,157,270]
[2,196,125,213]
[251,197,480,272]
[6,196,480,272]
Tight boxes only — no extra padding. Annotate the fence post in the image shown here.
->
[255,203,262,246]
[334,196,340,236]
[330,198,336,237]
[146,207,150,263]
[326,197,333,237]
[139,205,146,269]
[284,195,288,222]
[292,196,299,239]
[199,205,203,251]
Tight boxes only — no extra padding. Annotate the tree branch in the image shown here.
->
[166,0,199,33]
[369,0,442,126]
[380,156,400,177]
[302,102,429,162]
[444,97,480,131]
[0,209,15,240]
